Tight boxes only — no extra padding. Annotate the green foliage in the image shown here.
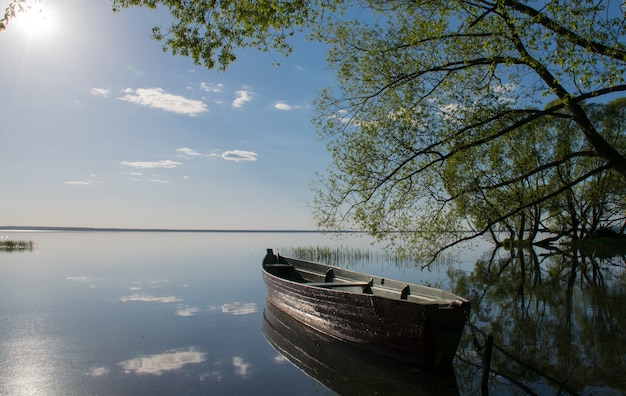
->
[310,1,626,260]
[111,0,324,70]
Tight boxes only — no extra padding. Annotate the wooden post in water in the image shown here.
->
[481,334,494,395]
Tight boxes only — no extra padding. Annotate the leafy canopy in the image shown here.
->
[308,0,626,258]
[110,0,329,70]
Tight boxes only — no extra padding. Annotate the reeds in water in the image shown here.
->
[280,245,409,269]
[0,240,35,252]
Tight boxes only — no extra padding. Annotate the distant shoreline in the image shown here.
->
[0,226,351,233]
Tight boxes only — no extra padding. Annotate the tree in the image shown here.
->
[309,1,626,259]
[544,100,626,240]
[110,0,321,71]
[442,110,552,247]
[440,99,626,249]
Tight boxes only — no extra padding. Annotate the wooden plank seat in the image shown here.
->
[307,281,371,288]
[264,264,294,268]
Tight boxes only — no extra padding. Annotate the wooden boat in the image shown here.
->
[262,248,470,369]
[263,300,461,395]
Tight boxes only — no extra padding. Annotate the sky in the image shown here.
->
[0,0,334,230]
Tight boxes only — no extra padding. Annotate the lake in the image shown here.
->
[0,231,624,395]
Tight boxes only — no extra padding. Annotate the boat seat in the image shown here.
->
[264,264,294,268]
[307,281,371,288]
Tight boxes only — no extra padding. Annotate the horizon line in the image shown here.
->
[0,226,360,233]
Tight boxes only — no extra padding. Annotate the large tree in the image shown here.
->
[441,99,626,250]
[6,0,625,258]
[309,1,626,258]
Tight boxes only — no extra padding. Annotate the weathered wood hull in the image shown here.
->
[262,249,470,369]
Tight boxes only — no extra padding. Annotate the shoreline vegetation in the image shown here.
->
[0,240,35,252]
[280,245,461,269]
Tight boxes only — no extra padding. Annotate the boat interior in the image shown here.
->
[264,255,464,308]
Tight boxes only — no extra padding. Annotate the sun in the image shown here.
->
[12,1,56,38]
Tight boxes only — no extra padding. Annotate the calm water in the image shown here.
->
[0,232,624,395]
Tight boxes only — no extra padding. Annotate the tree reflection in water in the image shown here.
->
[451,246,626,395]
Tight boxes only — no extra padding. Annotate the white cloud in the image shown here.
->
[119,88,208,116]
[273,101,303,111]
[119,349,206,375]
[232,89,252,108]
[121,160,183,169]
[90,88,111,97]
[491,82,517,104]
[148,179,170,184]
[64,181,93,186]
[176,147,201,157]
[220,150,258,162]
[200,82,223,93]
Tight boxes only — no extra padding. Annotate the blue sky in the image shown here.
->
[0,0,333,229]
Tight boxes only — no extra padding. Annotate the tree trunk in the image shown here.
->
[569,102,626,178]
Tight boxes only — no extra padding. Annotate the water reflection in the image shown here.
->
[221,302,258,315]
[118,348,206,375]
[8,231,623,394]
[2,336,65,395]
[450,246,626,395]
[262,300,460,396]
[65,276,91,283]
[88,366,109,377]
[232,356,251,377]
[119,294,182,303]
[176,306,201,317]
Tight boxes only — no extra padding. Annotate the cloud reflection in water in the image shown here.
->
[66,276,91,282]
[88,366,108,377]
[220,302,257,315]
[119,294,182,303]
[177,302,257,317]
[232,356,250,377]
[119,348,206,375]
[176,306,201,317]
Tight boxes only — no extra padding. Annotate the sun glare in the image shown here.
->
[13,2,57,38]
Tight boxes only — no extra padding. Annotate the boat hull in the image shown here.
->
[262,299,461,395]
[261,249,470,369]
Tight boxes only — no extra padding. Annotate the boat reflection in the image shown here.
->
[262,301,460,396]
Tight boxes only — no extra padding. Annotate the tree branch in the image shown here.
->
[503,0,626,61]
